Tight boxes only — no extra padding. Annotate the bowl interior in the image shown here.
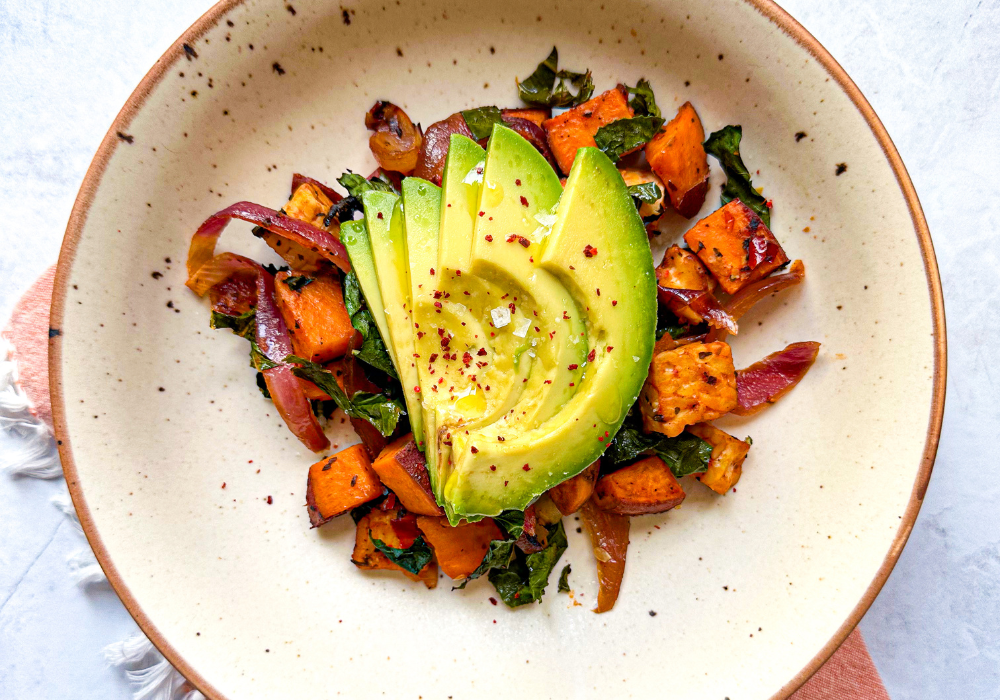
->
[53,0,940,698]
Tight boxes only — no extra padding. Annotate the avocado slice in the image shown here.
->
[444,146,657,519]
[417,137,534,501]
[339,219,395,369]
[360,191,424,445]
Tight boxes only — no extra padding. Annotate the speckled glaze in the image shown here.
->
[49,1,944,698]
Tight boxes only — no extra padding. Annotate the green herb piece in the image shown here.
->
[342,270,364,317]
[249,341,279,372]
[652,433,714,478]
[342,270,397,378]
[493,510,526,540]
[455,539,516,589]
[488,521,569,607]
[210,309,257,339]
[370,534,433,575]
[603,404,713,478]
[461,106,505,141]
[517,47,595,108]
[655,305,686,341]
[337,171,396,199]
[558,564,572,593]
[627,181,663,206]
[282,275,315,292]
[287,355,405,436]
[350,309,398,378]
[593,116,665,162]
[351,391,407,437]
[626,78,661,118]
[745,436,753,446]
[702,125,770,226]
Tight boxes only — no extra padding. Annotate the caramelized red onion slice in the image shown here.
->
[580,499,630,613]
[188,252,329,452]
[290,173,344,203]
[414,113,474,185]
[734,341,820,416]
[705,260,805,343]
[185,201,350,292]
[365,101,423,175]
[657,286,738,335]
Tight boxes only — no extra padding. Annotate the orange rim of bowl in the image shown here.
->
[48,1,947,698]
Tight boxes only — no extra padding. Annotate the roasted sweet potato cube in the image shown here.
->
[543,86,634,174]
[372,434,443,516]
[416,516,502,579]
[640,341,738,437]
[306,444,383,527]
[261,183,339,270]
[683,200,790,295]
[548,461,600,516]
[285,182,337,231]
[686,423,751,495]
[502,107,551,128]
[352,508,437,588]
[645,102,709,218]
[655,245,717,324]
[593,456,686,515]
[274,271,356,364]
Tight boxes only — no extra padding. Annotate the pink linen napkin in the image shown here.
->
[4,266,892,699]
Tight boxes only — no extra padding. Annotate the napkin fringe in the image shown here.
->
[104,634,206,700]
[0,340,60,478]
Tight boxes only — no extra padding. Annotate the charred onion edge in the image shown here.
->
[185,201,350,289]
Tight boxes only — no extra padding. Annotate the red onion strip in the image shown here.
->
[734,341,820,416]
[185,201,350,293]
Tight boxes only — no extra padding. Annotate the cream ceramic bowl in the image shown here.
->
[51,0,945,698]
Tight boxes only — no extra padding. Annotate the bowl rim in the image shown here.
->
[47,1,947,697]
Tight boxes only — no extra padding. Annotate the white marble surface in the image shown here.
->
[0,1,997,698]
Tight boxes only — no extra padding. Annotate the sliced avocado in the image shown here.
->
[444,146,656,519]
[439,126,589,520]
[438,134,484,277]
[339,219,394,368]
[400,177,440,461]
[361,191,424,445]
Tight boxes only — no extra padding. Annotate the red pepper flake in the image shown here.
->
[433,290,443,299]
[221,482,226,489]
[489,596,498,605]
[587,349,596,362]
[266,495,273,504]
[612,300,618,306]
[598,436,604,442]
[433,301,442,309]
[463,352,473,366]
[765,199,773,209]
[543,380,552,384]
[485,234,493,242]
[568,364,579,370]
[470,446,479,454]
[519,195,529,207]
[497,436,505,442]
[477,348,487,356]
[515,179,522,186]
[518,236,530,248]
[478,210,485,217]
[606,346,614,352]
[583,245,598,258]
[414,386,421,393]
[429,267,436,275]
[441,337,451,347]
[456,270,462,276]
[377,212,384,220]
[490,465,497,471]
[506,233,517,243]
[596,288,600,296]
[522,464,530,471]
